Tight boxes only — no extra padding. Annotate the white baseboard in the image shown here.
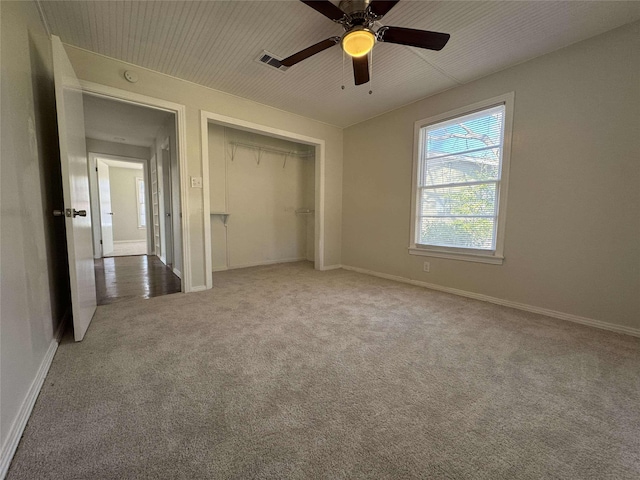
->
[172,268,182,279]
[225,257,308,270]
[190,285,208,292]
[0,313,68,479]
[113,240,146,244]
[341,265,640,338]
[320,264,342,271]
[214,259,329,273]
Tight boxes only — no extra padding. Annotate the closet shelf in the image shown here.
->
[211,212,230,226]
[229,141,314,163]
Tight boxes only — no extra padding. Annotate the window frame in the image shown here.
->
[409,93,515,265]
[136,176,146,229]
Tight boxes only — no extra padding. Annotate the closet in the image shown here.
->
[208,124,315,271]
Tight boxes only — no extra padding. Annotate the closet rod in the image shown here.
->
[229,141,314,158]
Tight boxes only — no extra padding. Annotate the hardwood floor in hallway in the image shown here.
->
[94,255,181,305]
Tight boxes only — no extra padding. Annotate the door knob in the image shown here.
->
[53,210,64,217]
[72,209,87,218]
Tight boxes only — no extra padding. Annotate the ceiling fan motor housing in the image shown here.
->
[338,0,371,16]
[338,0,379,27]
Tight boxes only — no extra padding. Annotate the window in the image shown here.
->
[136,177,146,228]
[409,93,514,264]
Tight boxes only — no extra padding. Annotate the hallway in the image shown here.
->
[94,255,181,305]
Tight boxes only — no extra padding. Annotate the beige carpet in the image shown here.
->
[8,262,640,479]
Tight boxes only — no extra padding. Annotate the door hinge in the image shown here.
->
[100,240,102,245]
[96,167,98,172]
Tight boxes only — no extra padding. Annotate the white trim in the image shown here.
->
[112,240,147,245]
[79,80,192,292]
[319,264,343,271]
[190,285,208,292]
[341,265,640,338]
[200,110,327,287]
[0,314,68,479]
[408,247,504,265]
[409,92,514,264]
[172,268,182,279]
[226,257,308,271]
[200,112,213,289]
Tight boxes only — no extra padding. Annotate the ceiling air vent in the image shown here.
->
[256,51,289,72]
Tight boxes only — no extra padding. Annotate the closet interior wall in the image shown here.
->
[208,124,315,271]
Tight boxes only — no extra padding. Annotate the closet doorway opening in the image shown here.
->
[201,112,326,288]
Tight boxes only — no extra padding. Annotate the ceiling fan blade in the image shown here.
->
[352,55,370,85]
[379,26,450,51]
[369,0,400,18]
[281,37,340,67]
[300,0,346,21]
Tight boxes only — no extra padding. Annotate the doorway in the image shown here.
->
[207,124,316,272]
[83,92,183,304]
[201,111,327,290]
[93,156,148,257]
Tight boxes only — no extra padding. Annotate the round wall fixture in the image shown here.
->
[124,70,138,83]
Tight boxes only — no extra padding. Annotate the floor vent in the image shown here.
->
[256,51,289,71]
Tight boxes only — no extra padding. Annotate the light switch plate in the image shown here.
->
[191,176,203,188]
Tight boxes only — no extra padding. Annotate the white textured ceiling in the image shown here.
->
[83,94,173,147]
[42,1,640,127]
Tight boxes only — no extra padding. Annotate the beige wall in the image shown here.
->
[65,45,344,289]
[342,22,640,330]
[86,137,151,160]
[108,166,147,242]
[208,125,315,270]
[0,0,70,466]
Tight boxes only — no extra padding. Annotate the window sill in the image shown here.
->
[408,246,504,265]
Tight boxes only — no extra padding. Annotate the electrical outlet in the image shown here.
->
[423,261,430,273]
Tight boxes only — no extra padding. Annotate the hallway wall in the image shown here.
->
[86,138,151,160]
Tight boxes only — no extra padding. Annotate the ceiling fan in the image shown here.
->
[280,0,451,86]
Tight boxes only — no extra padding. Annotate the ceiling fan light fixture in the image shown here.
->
[342,28,375,57]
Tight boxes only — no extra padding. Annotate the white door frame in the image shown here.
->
[88,152,151,258]
[200,110,327,290]
[158,137,174,266]
[80,80,192,292]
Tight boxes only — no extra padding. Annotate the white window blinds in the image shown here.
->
[416,104,505,250]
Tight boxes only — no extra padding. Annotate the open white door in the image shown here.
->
[52,35,97,341]
[97,160,114,256]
